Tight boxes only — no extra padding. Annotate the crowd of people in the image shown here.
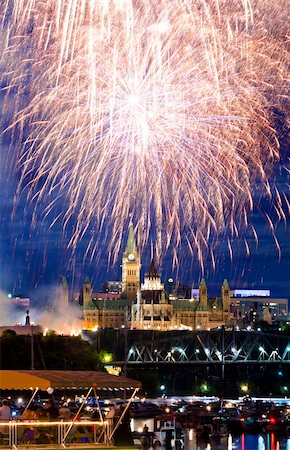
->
[0,398,134,446]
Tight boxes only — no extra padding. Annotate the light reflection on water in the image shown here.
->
[132,418,290,450]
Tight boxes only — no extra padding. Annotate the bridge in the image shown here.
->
[114,329,290,367]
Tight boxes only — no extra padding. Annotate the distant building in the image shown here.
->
[131,260,176,330]
[81,219,232,331]
[102,281,122,294]
[230,290,288,326]
[230,289,271,298]
[173,279,231,330]
[77,218,289,332]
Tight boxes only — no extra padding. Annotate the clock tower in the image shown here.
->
[122,219,140,300]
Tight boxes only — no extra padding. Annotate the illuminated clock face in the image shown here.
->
[128,253,135,261]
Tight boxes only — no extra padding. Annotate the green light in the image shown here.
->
[201,383,208,392]
[99,351,114,364]
[8,293,12,299]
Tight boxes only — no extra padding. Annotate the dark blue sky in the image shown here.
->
[0,144,289,301]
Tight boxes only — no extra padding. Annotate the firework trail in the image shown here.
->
[1,0,289,269]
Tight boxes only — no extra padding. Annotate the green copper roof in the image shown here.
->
[125,220,136,252]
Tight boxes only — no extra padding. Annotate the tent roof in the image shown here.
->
[0,370,141,390]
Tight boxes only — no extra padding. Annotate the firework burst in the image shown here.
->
[1,0,289,269]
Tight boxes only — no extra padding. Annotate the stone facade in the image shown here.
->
[82,222,232,331]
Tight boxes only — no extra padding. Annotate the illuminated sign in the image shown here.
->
[104,365,121,376]
[231,289,270,298]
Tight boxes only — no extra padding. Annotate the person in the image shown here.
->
[22,406,37,420]
[45,400,59,420]
[165,429,173,449]
[0,400,10,445]
[143,424,149,433]
[59,403,71,420]
[0,400,10,421]
[21,427,36,444]
[105,405,115,438]
[106,405,116,420]
[113,403,134,447]
[140,424,151,448]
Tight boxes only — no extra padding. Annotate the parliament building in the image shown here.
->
[81,222,231,331]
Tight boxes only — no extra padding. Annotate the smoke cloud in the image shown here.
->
[0,286,83,336]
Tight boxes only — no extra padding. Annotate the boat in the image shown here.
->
[153,415,184,449]
[129,401,162,418]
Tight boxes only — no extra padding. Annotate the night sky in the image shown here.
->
[0,146,289,302]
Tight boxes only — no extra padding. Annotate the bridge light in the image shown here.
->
[287,346,290,352]
[259,346,265,352]
[240,384,248,393]
[195,349,200,354]
[160,385,165,391]
[231,347,236,353]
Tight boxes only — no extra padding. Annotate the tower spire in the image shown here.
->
[122,216,140,301]
[126,218,136,252]
[148,259,158,278]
